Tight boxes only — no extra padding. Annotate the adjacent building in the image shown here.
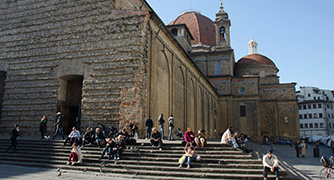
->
[297,87,334,136]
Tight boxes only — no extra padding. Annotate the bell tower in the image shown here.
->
[214,2,231,51]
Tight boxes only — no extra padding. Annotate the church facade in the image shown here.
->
[0,0,299,141]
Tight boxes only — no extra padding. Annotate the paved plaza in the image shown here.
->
[253,142,332,180]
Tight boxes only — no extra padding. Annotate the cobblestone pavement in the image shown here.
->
[252,142,333,180]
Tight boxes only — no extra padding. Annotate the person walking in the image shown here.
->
[294,141,300,157]
[51,112,65,140]
[299,140,307,158]
[158,114,165,139]
[263,149,279,180]
[145,116,153,140]
[168,114,174,141]
[39,115,48,139]
[7,124,22,152]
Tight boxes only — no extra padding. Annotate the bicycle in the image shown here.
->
[320,156,334,179]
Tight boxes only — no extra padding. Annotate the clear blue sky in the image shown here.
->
[146,0,334,90]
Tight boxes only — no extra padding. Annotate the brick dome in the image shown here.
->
[235,54,277,68]
[235,54,278,77]
[169,11,216,47]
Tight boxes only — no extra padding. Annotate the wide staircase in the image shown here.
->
[0,138,299,179]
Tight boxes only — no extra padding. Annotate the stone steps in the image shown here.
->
[0,138,300,179]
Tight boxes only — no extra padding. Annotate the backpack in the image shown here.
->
[168,118,174,127]
[321,156,330,167]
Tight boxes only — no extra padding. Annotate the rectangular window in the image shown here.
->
[303,105,307,109]
[298,105,302,110]
[314,113,318,118]
[215,62,221,75]
[299,114,303,119]
[304,114,307,119]
[308,104,312,109]
[319,113,323,118]
[240,106,246,117]
[308,94,311,97]
[308,114,313,118]
[300,124,303,128]
[313,104,317,109]
[320,123,324,128]
[305,123,308,128]
[318,104,322,108]
[310,123,313,128]
[315,123,319,128]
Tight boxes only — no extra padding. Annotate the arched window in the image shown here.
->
[171,28,178,36]
[219,27,225,38]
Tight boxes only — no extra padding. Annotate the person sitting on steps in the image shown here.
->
[95,128,106,148]
[179,142,196,169]
[150,128,163,150]
[67,142,82,166]
[263,149,279,180]
[82,127,95,147]
[63,127,81,146]
[100,138,116,160]
[195,129,206,148]
[114,135,126,160]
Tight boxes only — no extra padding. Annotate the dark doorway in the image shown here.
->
[0,71,6,122]
[58,76,83,134]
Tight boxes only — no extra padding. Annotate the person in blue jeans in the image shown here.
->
[168,114,174,141]
[179,142,196,169]
[100,138,116,160]
[158,114,165,139]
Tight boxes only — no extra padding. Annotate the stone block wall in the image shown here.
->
[0,0,149,134]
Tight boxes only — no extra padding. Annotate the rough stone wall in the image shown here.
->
[0,0,148,134]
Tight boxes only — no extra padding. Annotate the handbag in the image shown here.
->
[178,154,186,164]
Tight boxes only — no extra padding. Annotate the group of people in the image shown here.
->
[8,113,285,178]
[221,126,252,153]
[145,114,178,141]
[294,140,307,158]
[177,127,205,169]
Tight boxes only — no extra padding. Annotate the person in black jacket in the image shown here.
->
[158,114,165,139]
[51,112,65,140]
[114,135,126,160]
[82,127,95,147]
[150,128,163,150]
[7,124,22,151]
[95,128,106,148]
[99,138,116,160]
[145,116,153,140]
[39,115,48,139]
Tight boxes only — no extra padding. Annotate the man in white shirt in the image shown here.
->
[63,127,81,146]
[263,149,279,180]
